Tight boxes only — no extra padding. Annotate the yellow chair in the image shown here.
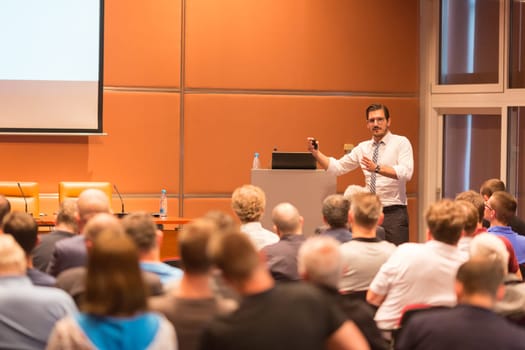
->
[58,181,112,204]
[0,181,40,218]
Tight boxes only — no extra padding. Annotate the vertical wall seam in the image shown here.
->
[179,0,186,217]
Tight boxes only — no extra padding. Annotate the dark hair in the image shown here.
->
[0,196,11,225]
[122,212,158,252]
[83,230,147,316]
[2,212,38,255]
[489,191,517,225]
[208,231,259,283]
[480,178,505,198]
[366,104,390,121]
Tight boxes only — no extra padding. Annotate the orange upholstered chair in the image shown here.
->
[0,181,40,218]
[58,181,112,204]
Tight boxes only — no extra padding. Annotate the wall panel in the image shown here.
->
[184,94,418,194]
[104,0,182,87]
[185,0,418,92]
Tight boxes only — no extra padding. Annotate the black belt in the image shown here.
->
[383,205,407,213]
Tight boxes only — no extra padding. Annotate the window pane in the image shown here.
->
[509,1,525,88]
[442,114,500,198]
[508,107,525,215]
[439,0,500,84]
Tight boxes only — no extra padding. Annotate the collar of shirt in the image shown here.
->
[370,130,392,146]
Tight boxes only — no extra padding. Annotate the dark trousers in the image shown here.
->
[382,205,409,245]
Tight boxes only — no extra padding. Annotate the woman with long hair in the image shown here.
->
[47,228,176,350]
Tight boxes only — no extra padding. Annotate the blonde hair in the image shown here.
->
[469,233,509,274]
[425,199,465,245]
[231,185,266,223]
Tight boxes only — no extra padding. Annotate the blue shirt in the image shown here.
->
[488,225,525,264]
[140,261,183,286]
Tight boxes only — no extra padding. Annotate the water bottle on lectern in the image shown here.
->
[252,152,261,169]
[160,189,168,217]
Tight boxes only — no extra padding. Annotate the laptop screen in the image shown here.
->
[271,152,317,170]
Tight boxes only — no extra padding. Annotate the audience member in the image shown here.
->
[47,189,111,276]
[2,211,56,287]
[339,193,396,296]
[0,234,76,349]
[455,199,480,258]
[48,230,176,349]
[469,233,525,319]
[367,199,467,331]
[32,199,78,272]
[480,178,525,235]
[456,190,521,277]
[202,211,241,302]
[55,213,163,305]
[0,194,11,225]
[299,235,388,350]
[203,210,237,232]
[122,211,183,290]
[396,258,525,350]
[319,194,352,243]
[343,185,386,240]
[150,218,237,350]
[262,202,306,281]
[201,231,370,350]
[485,191,525,264]
[231,184,278,250]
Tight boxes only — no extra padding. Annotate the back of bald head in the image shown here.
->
[77,189,111,224]
[272,202,302,235]
[84,213,123,243]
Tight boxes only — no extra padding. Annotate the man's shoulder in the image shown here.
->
[55,235,84,249]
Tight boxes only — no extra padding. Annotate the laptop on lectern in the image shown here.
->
[271,152,317,170]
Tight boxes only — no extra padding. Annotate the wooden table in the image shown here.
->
[36,215,192,227]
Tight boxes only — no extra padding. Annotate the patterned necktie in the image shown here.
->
[369,142,380,193]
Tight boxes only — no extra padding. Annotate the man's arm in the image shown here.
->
[307,137,330,169]
[366,289,386,307]
[326,321,370,350]
[361,156,399,180]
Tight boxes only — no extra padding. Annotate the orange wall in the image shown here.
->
[2,0,420,240]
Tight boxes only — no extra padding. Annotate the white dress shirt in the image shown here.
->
[326,131,413,206]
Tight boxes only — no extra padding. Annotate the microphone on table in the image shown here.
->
[113,184,128,218]
[17,182,29,215]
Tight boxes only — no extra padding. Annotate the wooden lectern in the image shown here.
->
[251,169,337,236]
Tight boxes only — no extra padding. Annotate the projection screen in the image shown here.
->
[0,0,103,134]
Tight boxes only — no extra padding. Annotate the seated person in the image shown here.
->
[122,212,183,290]
[319,194,352,243]
[299,235,388,350]
[201,231,369,350]
[0,235,76,349]
[367,199,467,331]
[2,211,56,287]
[150,217,237,350]
[33,199,78,272]
[396,257,525,350]
[231,184,278,250]
[55,213,162,305]
[339,193,396,296]
[48,229,176,349]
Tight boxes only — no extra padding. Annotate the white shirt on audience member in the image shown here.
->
[369,240,466,329]
[240,222,279,250]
